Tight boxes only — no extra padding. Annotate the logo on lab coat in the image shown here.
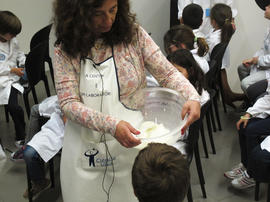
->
[84,147,116,168]
[0,54,6,61]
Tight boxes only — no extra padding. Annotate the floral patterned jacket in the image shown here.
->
[54,26,200,135]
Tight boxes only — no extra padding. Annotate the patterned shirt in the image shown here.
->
[54,26,200,135]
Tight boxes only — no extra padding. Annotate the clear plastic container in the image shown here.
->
[135,87,187,149]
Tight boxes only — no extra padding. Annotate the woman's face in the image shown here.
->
[92,0,118,35]
[173,63,189,79]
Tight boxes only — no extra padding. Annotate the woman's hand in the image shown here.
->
[242,57,258,67]
[181,100,201,134]
[115,120,141,148]
[10,67,24,77]
[236,113,251,130]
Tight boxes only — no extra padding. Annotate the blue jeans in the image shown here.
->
[23,145,45,181]
[238,117,270,178]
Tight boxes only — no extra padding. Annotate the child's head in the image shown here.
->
[210,3,234,43]
[167,49,206,95]
[0,11,22,42]
[163,24,208,57]
[182,3,203,30]
[132,143,190,202]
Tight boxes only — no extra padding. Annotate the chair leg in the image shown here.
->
[219,85,227,113]
[187,185,193,202]
[267,183,270,202]
[23,93,31,118]
[4,105,9,123]
[209,101,216,132]
[213,95,222,131]
[31,87,38,104]
[255,181,260,201]
[49,158,55,188]
[206,111,216,154]
[199,123,209,158]
[26,165,33,202]
[194,142,207,198]
[43,75,51,97]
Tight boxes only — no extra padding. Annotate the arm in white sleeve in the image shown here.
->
[257,54,270,67]
[246,93,270,118]
[0,62,11,76]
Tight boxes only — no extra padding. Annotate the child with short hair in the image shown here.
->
[181,3,205,38]
[132,143,190,202]
[206,3,245,108]
[0,10,26,145]
[164,24,209,74]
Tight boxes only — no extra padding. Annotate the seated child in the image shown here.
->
[224,91,270,189]
[206,3,244,108]
[164,24,209,74]
[181,3,205,38]
[132,143,190,202]
[238,3,270,95]
[0,11,27,145]
[167,49,210,154]
[10,95,65,199]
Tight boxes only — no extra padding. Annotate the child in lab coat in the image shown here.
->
[164,24,210,74]
[10,95,65,199]
[0,11,27,145]
[206,3,245,108]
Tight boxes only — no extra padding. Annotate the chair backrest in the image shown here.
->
[30,24,52,50]
[205,43,228,89]
[25,41,48,87]
[170,0,179,27]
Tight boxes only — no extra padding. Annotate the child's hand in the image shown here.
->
[10,67,24,77]
[242,58,253,67]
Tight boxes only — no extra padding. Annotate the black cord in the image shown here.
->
[94,64,115,202]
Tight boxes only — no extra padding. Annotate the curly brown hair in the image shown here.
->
[53,0,137,58]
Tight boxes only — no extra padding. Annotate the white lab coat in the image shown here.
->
[191,48,210,73]
[206,29,230,69]
[0,37,25,105]
[249,25,270,80]
[177,0,235,35]
[246,91,270,119]
[27,95,64,163]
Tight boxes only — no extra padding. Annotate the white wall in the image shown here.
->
[2,0,268,93]
[130,0,170,53]
[228,1,268,92]
[2,0,54,53]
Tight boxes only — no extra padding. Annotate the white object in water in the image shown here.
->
[138,121,170,139]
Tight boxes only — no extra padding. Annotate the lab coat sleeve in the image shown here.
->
[13,40,25,66]
[0,63,11,76]
[246,93,270,118]
[177,0,192,19]
[257,54,270,67]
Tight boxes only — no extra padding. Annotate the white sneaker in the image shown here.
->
[224,163,246,179]
[14,140,25,149]
[231,171,255,190]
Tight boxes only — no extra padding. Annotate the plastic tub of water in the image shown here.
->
[134,87,187,149]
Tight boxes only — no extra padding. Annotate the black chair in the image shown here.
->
[185,103,210,201]
[170,0,180,27]
[30,24,54,85]
[206,43,228,130]
[24,41,51,117]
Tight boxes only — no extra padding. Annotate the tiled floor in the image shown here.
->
[0,77,268,202]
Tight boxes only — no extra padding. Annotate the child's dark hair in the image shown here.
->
[0,11,22,35]
[167,49,206,95]
[182,3,203,29]
[164,24,208,57]
[210,3,234,43]
[132,143,190,202]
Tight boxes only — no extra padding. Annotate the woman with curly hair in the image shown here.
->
[53,0,201,201]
